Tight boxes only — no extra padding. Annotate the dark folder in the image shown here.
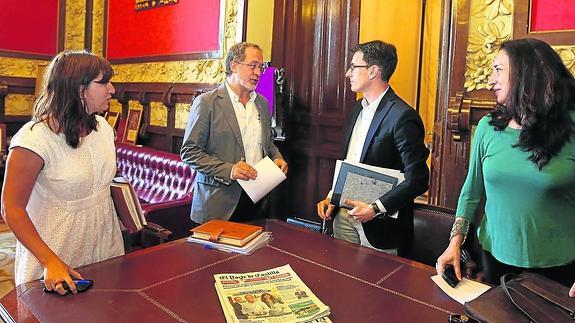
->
[330,162,399,210]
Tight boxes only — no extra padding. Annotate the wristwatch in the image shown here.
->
[371,203,384,218]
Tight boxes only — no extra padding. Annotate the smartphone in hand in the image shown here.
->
[442,265,460,288]
[42,279,93,293]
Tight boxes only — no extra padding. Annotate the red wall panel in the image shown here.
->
[0,0,59,56]
[531,0,575,32]
[106,0,221,60]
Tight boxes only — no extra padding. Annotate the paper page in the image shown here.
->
[431,275,491,305]
[332,160,404,218]
[238,157,286,203]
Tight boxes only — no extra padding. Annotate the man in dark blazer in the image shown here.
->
[317,40,429,255]
[181,42,288,225]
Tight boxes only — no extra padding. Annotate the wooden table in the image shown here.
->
[0,220,462,322]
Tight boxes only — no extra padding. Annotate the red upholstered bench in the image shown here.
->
[115,142,196,240]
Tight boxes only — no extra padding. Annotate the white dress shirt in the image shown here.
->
[345,88,388,215]
[225,82,263,166]
[345,89,387,162]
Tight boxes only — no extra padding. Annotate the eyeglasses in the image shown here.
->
[347,63,370,72]
[235,61,268,73]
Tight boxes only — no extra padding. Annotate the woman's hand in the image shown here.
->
[42,258,83,295]
[436,235,464,281]
[570,282,574,297]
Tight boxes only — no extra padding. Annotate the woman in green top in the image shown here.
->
[436,38,575,297]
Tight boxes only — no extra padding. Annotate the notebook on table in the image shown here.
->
[191,219,263,247]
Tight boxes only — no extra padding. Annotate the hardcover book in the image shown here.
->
[110,178,146,233]
[191,219,263,247]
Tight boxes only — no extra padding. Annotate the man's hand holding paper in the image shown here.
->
[231,160,257,181]
[273,158,288,175]
[237,157,287,203]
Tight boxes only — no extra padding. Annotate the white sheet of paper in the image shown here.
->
[332,160,405,219]
[431,275,491,305]
[237,156,286,203]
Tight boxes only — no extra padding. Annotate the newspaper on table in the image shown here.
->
[214,264,331,323]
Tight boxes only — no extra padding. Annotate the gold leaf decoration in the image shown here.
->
[65,0,86,50]
[465,0,513,91]
[128,101,144,111]
[92,0,105,56]
[0,58,47,78]
[555,46,575,76]
[175,103,191,129]
[4,95,35,116]
[113,60,225,83]
[150,102,167,127]
[108,99,123,114]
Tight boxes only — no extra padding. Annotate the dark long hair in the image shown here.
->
[489,38,575,169]
[33,50,114,148]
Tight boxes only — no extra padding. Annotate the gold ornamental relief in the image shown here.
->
[465,0,513,91]
[223,0,242,51]
[0,58,48,78]
[150,102,168,127]
[92,0,105,56]
[64,0,86,50]
[175,103,191,129]
[113,60,225,83]
[128,101,144,111]
[5,95,35,116]
[108,99,123,114]
[555,46,575,75]
[111,0,241,83]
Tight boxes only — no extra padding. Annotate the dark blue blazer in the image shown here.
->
[342,87,429,253]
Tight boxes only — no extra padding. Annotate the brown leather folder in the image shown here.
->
[191,219,262,247]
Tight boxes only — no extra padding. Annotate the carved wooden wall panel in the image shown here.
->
[112,82,218,153]
[271,0,360,220]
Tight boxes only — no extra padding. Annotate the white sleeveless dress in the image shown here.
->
[10,115,125,285]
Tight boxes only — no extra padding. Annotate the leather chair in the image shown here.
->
[406,203,483,275]
[116,143,196,241]
[406,203,456,266]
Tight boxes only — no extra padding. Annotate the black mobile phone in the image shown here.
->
[42,279,93,293]
[442,265,460,288]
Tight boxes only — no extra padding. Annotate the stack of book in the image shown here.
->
[187,219,271,254]
[214,264,331,323]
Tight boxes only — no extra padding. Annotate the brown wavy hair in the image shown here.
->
[33,50,114,148]
[488,38,575,169]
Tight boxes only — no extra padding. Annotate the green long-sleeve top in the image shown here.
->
[456,115,575,268]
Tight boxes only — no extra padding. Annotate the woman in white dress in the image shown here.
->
[1,50,124,295]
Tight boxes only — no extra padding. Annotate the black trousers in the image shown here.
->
[481,249,575,287]
[228,190,266,222]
